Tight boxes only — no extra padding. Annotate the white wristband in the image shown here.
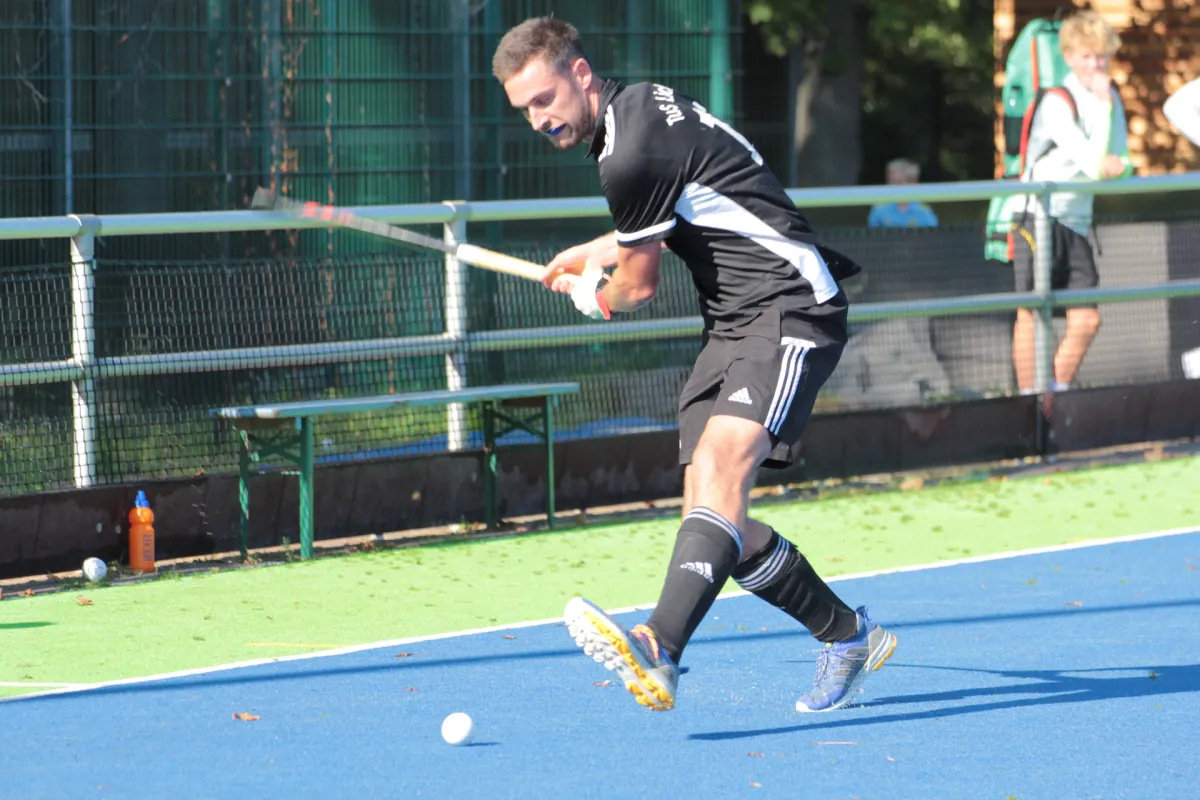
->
[568,266,611,320]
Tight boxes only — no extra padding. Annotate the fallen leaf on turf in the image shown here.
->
[826,557,844,563]
[76,597,93,606]
[1066,601,1084,607]
[232,713,260,721]
[591,680,611,687]
[394,652,413,658]
[502,635,516,640]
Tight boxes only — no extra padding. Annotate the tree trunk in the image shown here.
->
[791,0,869,187]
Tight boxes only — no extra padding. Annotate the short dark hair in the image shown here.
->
[492,17,587,82]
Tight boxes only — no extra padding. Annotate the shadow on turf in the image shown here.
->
[689,662,1200,741]
[0,622,52,630]
[8,598,1199,705]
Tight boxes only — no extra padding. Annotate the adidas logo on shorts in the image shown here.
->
[727,387,752,405]
[680,561,714,583]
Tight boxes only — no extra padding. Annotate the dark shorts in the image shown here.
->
[1011,214,1099,312]
[678,303,845,470]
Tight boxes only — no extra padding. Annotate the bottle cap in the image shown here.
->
[135,490,149,509]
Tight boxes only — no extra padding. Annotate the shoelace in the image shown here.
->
[811,645,834,686]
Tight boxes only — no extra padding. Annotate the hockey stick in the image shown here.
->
[251,188,545,282]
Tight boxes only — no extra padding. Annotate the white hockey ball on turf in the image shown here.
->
[82,557,108,582]
[441,712,475,746]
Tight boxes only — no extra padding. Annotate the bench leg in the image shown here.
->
[239,433,251,561]
[299,416,315,559]
[483,401,498,530]
[544,395,556,530]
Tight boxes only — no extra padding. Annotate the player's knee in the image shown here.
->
[690,438,757,490]
[1074,308,1101,337]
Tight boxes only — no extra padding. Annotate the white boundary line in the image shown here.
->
[0,682,88,688]
[3,524,1195,705]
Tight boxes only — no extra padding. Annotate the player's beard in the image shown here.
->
[549,88,596,149]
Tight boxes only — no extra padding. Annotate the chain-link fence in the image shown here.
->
[1,0,739,223]
[2,201,1199,498]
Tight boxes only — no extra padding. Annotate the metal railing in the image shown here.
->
[3,173,1200,489]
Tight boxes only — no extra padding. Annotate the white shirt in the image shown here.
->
[1164,77,1200,147]
[1021,73,1131,235]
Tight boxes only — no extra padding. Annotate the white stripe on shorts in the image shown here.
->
[736,535,791,591]
[764,339,811,435]
[686,506,743,557]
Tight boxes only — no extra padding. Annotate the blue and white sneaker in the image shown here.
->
[564,596,679,711]
[795,606,897,712]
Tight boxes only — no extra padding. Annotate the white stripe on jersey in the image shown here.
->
[615,218,677,243]
[598,105,616,162]
[674,182,838,304]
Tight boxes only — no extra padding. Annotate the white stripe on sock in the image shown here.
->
[685,507,743,557]
[737,536,791,591]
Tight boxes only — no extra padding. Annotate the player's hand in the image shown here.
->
[542,243,595,288]
[1100,154,1126,178]
[542,236,621,288]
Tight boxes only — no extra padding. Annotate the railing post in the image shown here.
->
[69,215,97,488]
[1031,190,1055,395]
[443,202,469,451]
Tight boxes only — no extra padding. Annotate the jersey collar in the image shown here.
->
[585,79,624,160]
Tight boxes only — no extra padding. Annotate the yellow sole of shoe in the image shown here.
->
[583,610,675,712]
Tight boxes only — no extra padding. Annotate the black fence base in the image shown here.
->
[2,381,1197,580]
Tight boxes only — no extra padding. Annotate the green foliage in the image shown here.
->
[744,0,827,57]
[863,0,995,181]
[745,0,995,182]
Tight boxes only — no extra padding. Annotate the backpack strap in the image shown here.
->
[1044,86,1079,121]
[1017,85,1079,176]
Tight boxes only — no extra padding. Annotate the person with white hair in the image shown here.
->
[867,158,939,228]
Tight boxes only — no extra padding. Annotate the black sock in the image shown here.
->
[732,529,859,642]
[645,507,743,663]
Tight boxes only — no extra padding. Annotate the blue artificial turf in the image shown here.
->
[2,531,1197,799]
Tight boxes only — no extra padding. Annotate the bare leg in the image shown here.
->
[1053,307,1101,387]
[682,462,772,561]
[1013,308,1037,392]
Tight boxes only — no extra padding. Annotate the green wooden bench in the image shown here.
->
[210,382,581,559]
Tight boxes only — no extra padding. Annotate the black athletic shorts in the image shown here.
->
[1011,213,1099,312]
[677,298,846,470]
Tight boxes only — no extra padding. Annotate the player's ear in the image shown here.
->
[570,57,593,89]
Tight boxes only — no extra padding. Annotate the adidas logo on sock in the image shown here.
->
[727,388,752,405]
[680,561,714,583]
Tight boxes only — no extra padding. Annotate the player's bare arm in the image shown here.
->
[541,232,620,286]
[543,233,670,287]
[604,242,661,312]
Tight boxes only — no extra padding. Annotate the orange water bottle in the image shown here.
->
[129,490,156,572]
